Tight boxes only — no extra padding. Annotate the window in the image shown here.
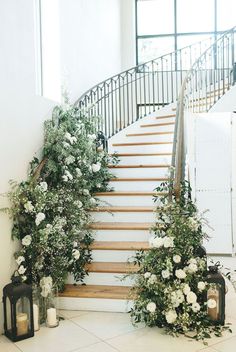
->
[35,0,61,102]
[136,0,236,65]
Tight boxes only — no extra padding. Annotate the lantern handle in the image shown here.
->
[11,270,22,285]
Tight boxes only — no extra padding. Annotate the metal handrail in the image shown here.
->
[74,37,213,139]
[172,26,236,194]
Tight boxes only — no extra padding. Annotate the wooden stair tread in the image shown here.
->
[112,141,172,146]
[91,206,155,212]
[59,284,134,299]
[94,191,166,196]
[89,222,153,230]
[109,153,172,156]
[90,241,149,250]
[108,164,170,168]
[126,131,173,136]
[86,262,139,273]
[155,114,175,119]
[140,122,175,128]
[110,177,168,181]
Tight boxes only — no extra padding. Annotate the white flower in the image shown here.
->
[83,189,90,195]
[73,241,78,247]
[165,310,177,324]
[24,201,34,213]
[171,290,184,307]
[65,170,73,180]
[148,274,157,284]
[173,255,181,263]
[35,212,45,226]
[207,298,217,309]
[175,269,186,279]
[40,276,53,297]
[144,272,151,279]
[16,256,25,265]
[183,284,191,295]
[163,236,174,248]
[187,263,198,273]
[161,269,170,279]
[74,200,83,208]
[92,163,101,172]
[76,168,82,177]
[188,258,197,265]
[90,198,97,205]
[186,291,197,304]
[70,136,77,144]
[65,132,72,140]
[88,134,96,140]
[39,181,48,192]
[62,175,68,182]
[96,183,101,188]
[146,302,156,313]
[63,142,70,149]
[22,276,27,282]
[65,132,77,145]
[65,155,75,165]
[18,265,26,274]
[188,217,199,231]
[197,281,206,291]
[22,235,32,247]
[192,302,201,312]
[149,236,163,248]
[72,249,80,260]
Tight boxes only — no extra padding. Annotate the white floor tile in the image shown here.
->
[210,336,236,352]
[0,335,21,352]
[71,312,142,340]
[14,320,100,352]
[107,326,204,352]
[204,317,236,347]
[59,310,89,319]
[73,341,119,352]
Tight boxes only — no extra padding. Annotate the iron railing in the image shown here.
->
[172,26,236,194]
[75,38,213,139]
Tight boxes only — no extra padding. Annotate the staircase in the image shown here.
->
[59,27,236,312]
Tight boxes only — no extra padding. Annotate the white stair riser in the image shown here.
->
[93,229,152,242]
[110,144,173,154]
[110,167,169,178]
[123,134,173,143]
[91,250,136,262]
[66,273,136,286]
[109,180,162,192]
[96,195,157,206]
[59,297,133,313]
[91,211,156,222]
[115,155,172,165]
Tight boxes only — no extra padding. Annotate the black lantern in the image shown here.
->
[207,265,225,325]
[3,274,34,342]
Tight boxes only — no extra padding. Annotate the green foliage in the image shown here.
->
[6,104,117,292]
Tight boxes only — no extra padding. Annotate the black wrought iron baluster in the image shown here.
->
[151,61,155,112]
[111,79,115,137]
[222,39,225,95]
[130,71,134,123]
[165,58,169,105]
[156,61,160,110]
[147,64,151,115]
[161,57,164,107]
[171,53,174,103]
[126,73,130,126]
[143,65,147,116]
[118,75,122,132]
[114,79,118,133]
[134,67,138,121]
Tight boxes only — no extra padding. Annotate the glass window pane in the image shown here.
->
[137,0,174,35]
[138,36,174,63]
[177,34,213,50]
[177,0,214,33]
[217,0,236,31]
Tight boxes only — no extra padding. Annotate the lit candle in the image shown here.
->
[46,307,57,327]
[16,313,28,336]
[33,304,39,331]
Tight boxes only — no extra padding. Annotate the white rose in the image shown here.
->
[22,235,32,247]
[65,170,73,180]
[163,236,174,248]
[149,236,163,248]
[90,198,97,205]
[207,299,217,309]
[83,189,90,195]
[161,269,170,279]
[188,258,197,265]
[18,265,26,275]
[186,291,197,304]
[16,256,25,265]
[144,272,151,279]
[72,249,80,260]
[176,290,185,304]
[73,241,78,248]
[39,181,48,192]
[173,255,181,263]
[183,284,191,295]
[76,168,82,177]
[197,281,206,291]
[148,274,157,284]
[175,269,186,279]
[192,302,200,312]
[92,163,101,172]
[75,200,83,208]
[146,302,156,313]
[187,263,198,273]
[65,156,75,165]
[22,276,27,282]
[62,175,68,182]
[96,183,101,188]
[165,310,177,324]
[24,201,34,213]
[35,212,45,226]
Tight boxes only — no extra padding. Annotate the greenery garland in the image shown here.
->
[129,181,231,342]
[5,103,117,293]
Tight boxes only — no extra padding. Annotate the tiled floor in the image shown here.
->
[1,284,236,352]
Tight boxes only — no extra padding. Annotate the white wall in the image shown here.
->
[59,0,122,101]
[120,0,136,70]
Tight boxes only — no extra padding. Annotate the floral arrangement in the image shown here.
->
[129,181,231,342]
[5,103,117,292]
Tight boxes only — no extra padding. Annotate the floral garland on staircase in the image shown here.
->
[6,103,116,292]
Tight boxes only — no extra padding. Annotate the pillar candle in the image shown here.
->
[16,313,28,336]
[46,307,57,327]
[33,304,39,331]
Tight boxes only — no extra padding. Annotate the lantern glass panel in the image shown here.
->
[16,296,32,336]
[5,297,12,332]
[207,286,222,321]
